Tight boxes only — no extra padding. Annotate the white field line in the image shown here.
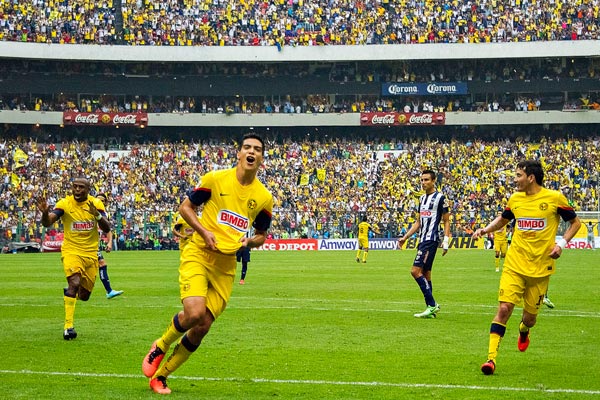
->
[0,369,599,396]
[1,298,599,318]
[1,296,599,318]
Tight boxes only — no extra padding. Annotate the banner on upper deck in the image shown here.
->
[63,112,148,126]
[360,112,445,126]
[382,82,468,96]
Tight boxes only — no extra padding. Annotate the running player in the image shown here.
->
[473,160,581,375]
[37,176,111,340]
[142,133,273,394]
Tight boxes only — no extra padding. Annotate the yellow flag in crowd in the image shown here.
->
[316,168,326,182]
[13,147,29,168]
[299,173,309,186]
[11,172,21,187]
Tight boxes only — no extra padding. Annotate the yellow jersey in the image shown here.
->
[494,225,507,242]
[174,215,196,251]
[358,221,371,240]
[53,195,106,258]
[188,168,273,254]
[502,187,576,277]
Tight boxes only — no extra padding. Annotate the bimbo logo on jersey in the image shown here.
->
[72,221,95,231]
[517,218,547,230]
[218,210,249,231]
[420,210,432,217]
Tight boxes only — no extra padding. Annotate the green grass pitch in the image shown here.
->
[0,249,599,399]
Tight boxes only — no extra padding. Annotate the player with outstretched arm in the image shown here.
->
[473,160,581,375]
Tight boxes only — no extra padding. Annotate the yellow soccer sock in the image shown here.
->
[64,295,77,329]
[157,313,187,352]
[487,322,506,362]
[355,249,361,259]
[519,320,530,333]
[363,251,368,262]
[495,257,499,270]
[154,335,199,379]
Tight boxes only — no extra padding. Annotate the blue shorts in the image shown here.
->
[412,240,439,272]
[236,247,250,263]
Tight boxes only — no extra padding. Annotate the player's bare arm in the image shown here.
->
[37,196,58,227]
[172,227,185,239]
[549,216,582,259]
[87,200,99,216]
[441,211,451,256]
[473,216,509,240]
[398,219,421,249]
[105,230,113,252]
[243,230,267,249]
[88,201,111,233]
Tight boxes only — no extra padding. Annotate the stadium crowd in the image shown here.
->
[1,131,599,248]
[1,0,599,45]
[5,91,599,114]
[1,93,467,114]
[2,55,598,114]
[2,57,599,83]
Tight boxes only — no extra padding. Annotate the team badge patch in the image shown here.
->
[539,202,548,211]
[247,199,257,210]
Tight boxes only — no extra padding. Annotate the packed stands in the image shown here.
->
[1,0,599,251]
[2,131,599,247]
[2,0,599,46]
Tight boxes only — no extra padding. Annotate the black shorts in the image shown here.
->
[412,240,439,272]
[236,247,250,262]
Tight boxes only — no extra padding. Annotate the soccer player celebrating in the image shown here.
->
[142,133,273,395]
[37,177,111,340]
[398,169,450,319]
[473,160,581,375]
[355,215,380,263]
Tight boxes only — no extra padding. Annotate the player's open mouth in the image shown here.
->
[246,156,255,164]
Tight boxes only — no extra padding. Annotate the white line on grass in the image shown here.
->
[1,300,599,318]
[0,369,599,396]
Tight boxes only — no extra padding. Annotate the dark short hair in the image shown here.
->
[240,133,265,155]
[72,176,90,187]
[517,160,544,185]
[421,169,436,181]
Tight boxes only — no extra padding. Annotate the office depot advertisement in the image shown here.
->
[256,237,595,251]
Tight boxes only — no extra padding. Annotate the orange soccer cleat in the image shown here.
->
[150,376,171,395]
[518,331,530,352]
[142,340,165,378]
[481,360,496,375]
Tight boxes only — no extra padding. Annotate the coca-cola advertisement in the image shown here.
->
[63,111,148,126]
[360,112,445,126]
[42,240,62,252]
